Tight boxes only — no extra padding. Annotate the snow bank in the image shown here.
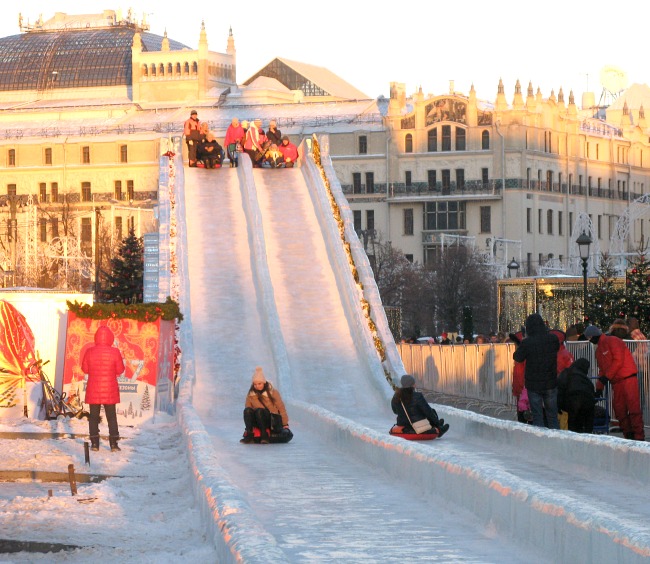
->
[289,400,650,563]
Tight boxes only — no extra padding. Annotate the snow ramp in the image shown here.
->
[170,140,650,563]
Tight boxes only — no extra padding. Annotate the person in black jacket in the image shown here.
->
[557,357,595,433]
[391,374,449,437]
[513,313,560,429]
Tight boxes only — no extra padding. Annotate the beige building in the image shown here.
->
[1,9,648,290]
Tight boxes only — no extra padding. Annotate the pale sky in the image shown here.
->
[3,1,648,104]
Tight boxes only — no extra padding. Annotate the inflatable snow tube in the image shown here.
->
[389,425,439,441]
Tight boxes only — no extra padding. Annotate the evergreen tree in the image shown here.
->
[104,229,144,304]
[140,385,151,411]
[586,253,625,328]
[625,251,650,333]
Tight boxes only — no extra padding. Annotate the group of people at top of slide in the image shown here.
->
[184,111,299,169]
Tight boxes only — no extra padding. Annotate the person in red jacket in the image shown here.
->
[278,135,299,168]
[81,326,126,452]
[584,324,645,440]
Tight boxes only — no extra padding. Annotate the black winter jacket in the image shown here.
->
[391,390,439,429]
[557,358,595,411]
[513,313,560,392]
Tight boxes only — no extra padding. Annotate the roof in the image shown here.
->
[243,57,370,101]
[608,83,650,111]
[0,28,189,92]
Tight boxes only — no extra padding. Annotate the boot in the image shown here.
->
[109,437,121,452]
[90,435,100,451]
[240,430,254,444]
[437,423,450,438]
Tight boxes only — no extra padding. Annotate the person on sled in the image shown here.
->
[391,374,449,437]
[241,367,291,444]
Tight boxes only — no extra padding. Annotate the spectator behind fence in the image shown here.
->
[584,324,645,440]
[557,357,595,434]
[513,313,560,429]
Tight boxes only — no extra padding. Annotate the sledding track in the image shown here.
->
[177,150,650,563]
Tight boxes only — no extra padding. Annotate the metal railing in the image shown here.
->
[398,340,650,430]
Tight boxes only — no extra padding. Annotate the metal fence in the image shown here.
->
[398,340,650,430]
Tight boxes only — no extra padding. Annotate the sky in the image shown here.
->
[3,1,648,104]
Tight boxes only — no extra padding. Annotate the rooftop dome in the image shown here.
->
[0,28,190,91]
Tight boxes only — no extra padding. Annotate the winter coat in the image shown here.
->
[391,389,439,428]
[183,117,201,141]
[557,358,595,411]
[513,313,560,392]
[197,139,223,162]
[594,333,638,390]
[81,326,125,405]
[245,383,289,426]
[266,127,282,146]
[224,124,245,148]
[512,360,526,397]
[278,140,299,164]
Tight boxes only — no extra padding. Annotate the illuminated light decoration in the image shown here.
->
[166,154,182,383]
[311,137,392,388]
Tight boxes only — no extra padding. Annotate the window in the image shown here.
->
[40,219,47,242]
[82,146,90,164]
[427,128,437,152]
[44,148,52,165]
[405,254,414,263]
[482,168,489,187]
[405,171,412,187]
[114,180,122,200]
[441,169,451,194]
[547,210,553,234]
[481,130,490,150]
[365,172,374,194]
[455,127,466,151]
[358,136,367,155]
[441,126,451,151]
[39,183,47,202]
[81,217,92,249]
[538,209,543,234]
[526,168,531,189]
[7,184,16,196]
[51,218,59,238]
[547,170,553,191]
[128,216,135,232]
[424,201,466,230]
[455,169,465,191]
[167,63,173,75]
[51,182,58,203]
[184,62,190,75]
[352,173,362,194]
[598,215,602,239]
[569,212,573,233]
[115,216,123,240]
[81,182,92,202]
[8,149,15,166]
[404,208,414,236]
[159,63,164,76]
[120,145,128,163]
[558,211,563,236]
[526,208,532,233]
[480,206,491,233]
[427,170,437,190]
[353,210,361,232]
[127,180,134,200]
[366,210,375,231]
[405,134,413,153]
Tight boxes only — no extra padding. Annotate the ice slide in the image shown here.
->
[172,143,650,563]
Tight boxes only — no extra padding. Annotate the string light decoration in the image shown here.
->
[311,137,395,389]
[625,251,650,333]
[166,152,182,382]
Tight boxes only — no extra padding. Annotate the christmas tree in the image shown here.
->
[103,229,144,304]
[625,251,650,333]
[140,385,151,411]
[586,253,625,328]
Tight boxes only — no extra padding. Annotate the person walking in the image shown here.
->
[81,326,126,452]
[513,313,560,429]
[241,367,290,444]
[584,324,645,440]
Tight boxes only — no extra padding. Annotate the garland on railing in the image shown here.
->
[311,137,395,389]
[67,296,183,322]
[166,151,182,382]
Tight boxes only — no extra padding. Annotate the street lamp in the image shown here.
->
[576,232,592,319]
[507,257,520,278]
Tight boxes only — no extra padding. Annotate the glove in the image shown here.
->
[598,376,609,386]
[595,389,603,398]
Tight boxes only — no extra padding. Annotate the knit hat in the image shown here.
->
[190,110,197,115]
[583,325,602,338]
[252,366,266,384]
[400,374,416,388]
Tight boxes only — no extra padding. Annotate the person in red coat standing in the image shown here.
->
[584,324,645,440]
[81,326,126,452]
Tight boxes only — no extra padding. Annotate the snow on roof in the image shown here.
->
[608,83,650,111]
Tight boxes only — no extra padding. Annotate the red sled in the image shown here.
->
[389,425,439,441]
[247,426,293,444]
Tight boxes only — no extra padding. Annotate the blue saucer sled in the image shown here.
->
[389,425,439,440]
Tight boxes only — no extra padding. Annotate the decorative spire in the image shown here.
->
[161,29,170,52]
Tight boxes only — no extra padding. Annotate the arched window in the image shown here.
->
[167,63,173,75]
[176,62,181,75]
[427,128,437,152]
[159,63,164,76]
[150,64,156,77]
[482,130,490,150]
[184,62,190,75]
[142,65,148,77]
[455,127,466,151]
[192,61,198,74]
[405,134,413,153]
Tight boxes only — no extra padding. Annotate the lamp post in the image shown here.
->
[507,257,520,278]
[576,232,592,319]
